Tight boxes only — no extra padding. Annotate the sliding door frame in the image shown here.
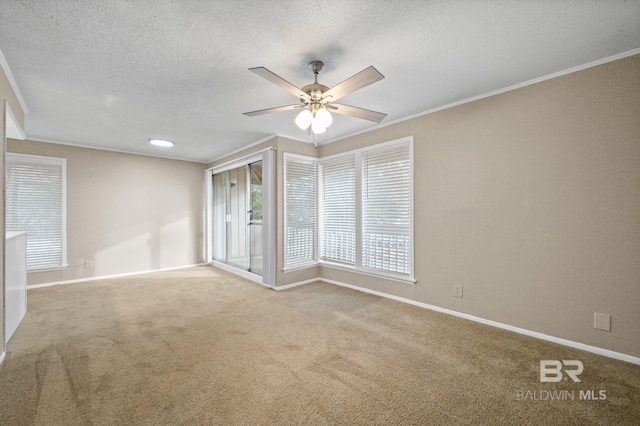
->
[205,147,276,288]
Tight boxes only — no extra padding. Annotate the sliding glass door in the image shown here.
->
[212,162,262,275]
[212,172,227,262]
[228,166,249,269]
[207,148,275,287]
[249,162,263,275]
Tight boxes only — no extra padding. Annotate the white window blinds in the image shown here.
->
[319,155,355,264]
[6,154,67,271]
[285,156,317,268]
[361,143,411,275]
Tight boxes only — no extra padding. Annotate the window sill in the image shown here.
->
[283,260,415,285]
[319,261,416,285]
[27,264,68,273]
[282,263,319,273]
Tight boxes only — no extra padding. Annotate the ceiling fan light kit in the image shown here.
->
[244,60,387,141]
[296,104,332,133]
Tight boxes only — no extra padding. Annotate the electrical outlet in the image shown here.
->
[85,260,94,269]
[594,312,611,332]
[454,285,463,298]
[188,251,193,259]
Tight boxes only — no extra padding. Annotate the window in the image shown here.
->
[284,155,317,268]
[6,153,67,271]
[319,155,356,264]
[362,144,412,275]
[284,138,413,282]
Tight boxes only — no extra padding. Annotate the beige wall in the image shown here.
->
[7,140,206,286]
[320,54,640,358]
[1,64,25,352]
[205,55,640,359]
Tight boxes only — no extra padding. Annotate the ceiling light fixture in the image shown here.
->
[295,105,332,135]
[244,61,387,146]
[149,138,174,147]
[244,60,386,140]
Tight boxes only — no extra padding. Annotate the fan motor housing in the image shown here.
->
[301,83,329,101]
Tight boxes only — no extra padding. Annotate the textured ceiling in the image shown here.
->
[1,1,639,163]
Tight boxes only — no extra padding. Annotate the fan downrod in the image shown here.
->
[302,61,329,101]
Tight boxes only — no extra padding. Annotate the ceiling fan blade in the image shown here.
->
[243,104,303,117]
[249,67,310,100]
[329,103,387,123]
[322,66,384,102]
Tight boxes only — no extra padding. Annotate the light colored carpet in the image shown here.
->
[0,266,638,425]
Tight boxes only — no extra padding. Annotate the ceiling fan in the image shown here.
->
[243,60,387,135]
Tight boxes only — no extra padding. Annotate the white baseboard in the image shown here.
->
[273,278,321,291]
[320,278,640,366]
[26,263,208,289]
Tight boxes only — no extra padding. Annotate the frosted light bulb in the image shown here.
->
[295,109,313,129]
[315,107,332,128]
[311,120,326,134]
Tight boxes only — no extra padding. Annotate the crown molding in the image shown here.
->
[323,48,640,147]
